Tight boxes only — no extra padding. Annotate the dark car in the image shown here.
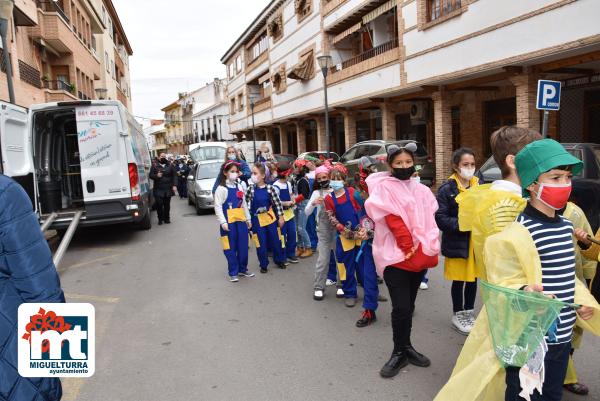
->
[297,151,340,162]
[274,154,297,164]
[340,140,434,186]
[478,143,600,183]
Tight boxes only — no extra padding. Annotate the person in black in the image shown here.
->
[150,153,177,225]
[175,158,190,199]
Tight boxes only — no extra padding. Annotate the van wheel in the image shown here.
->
[195,199,204,216]
[138,211,152,230]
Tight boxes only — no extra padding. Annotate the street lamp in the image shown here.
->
[317,54,333,159]
[250,98,256,163]
[0,0,15,104]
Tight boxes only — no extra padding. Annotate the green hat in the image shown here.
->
[515,139,583,191]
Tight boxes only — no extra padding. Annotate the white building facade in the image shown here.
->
[221,0,600,184]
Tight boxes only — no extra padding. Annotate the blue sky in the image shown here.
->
[113,0,270,122]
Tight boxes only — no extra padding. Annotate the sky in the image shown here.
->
[112,0,270,124]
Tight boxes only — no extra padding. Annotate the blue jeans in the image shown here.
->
[306,209,318,250]
[295,200,311,249]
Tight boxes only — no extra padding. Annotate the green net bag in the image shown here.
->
[479,281,573,367]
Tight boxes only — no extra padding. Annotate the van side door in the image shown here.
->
[0,102,32,177]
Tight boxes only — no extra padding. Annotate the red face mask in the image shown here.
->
[534,182,572,210]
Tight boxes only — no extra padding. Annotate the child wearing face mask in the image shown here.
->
[435,147,481,336]
[214,161,254,282]
[436,139,600,401]
[305,165,340,300]
[365,143,440,379]
[245,163,286,272]
[273,162,299,264]
[323,165,363,308]
[213,147,251,193]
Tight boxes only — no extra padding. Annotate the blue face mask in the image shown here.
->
[227,154,237,160]
[330,180,344,191]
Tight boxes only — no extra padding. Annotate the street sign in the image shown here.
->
[536,80,561,111]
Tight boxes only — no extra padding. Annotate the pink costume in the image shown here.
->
[364,172,440,276]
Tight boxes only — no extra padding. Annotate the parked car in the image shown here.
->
[187,160,222,215]
[340,140,434,186]
[477,143,600,183]
[1,100,153,230]
[274,153,296,164]
[297,151,340,162]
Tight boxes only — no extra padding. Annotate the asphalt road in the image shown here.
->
[56,197,600,401]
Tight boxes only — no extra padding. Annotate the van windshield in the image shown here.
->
[196,162,222,180]
[190,146,225,162]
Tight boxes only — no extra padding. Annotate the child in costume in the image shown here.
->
[273,161,299,264]
[435,147,481,335]
[365,143,440,379]
[245,163,286,273]
[456,126,541,280]
[435,139,600,401]
[213,161,254,282]
[294,160,313,258]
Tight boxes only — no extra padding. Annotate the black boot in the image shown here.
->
[379,351,408,378]
[404,345,431,367]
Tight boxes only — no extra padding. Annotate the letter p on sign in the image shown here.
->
[536,80,561,111]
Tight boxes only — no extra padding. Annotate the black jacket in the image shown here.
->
[150,162,177,197]
[435,178,479,259]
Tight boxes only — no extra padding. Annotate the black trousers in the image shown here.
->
[451,280,477,313]
[505,341,571,401]
[383,266,425,353]
[155,193,172,222]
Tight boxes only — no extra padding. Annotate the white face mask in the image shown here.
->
[251,174,260,184]
[410,176,421,185]
[227,172,238,182]
[459,168,476,180]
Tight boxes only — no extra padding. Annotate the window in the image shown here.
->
[249,34,268,63]
[295,0,312,21]
[101,5,106,25]
[111,60,115,78]
[105,52,109,72]
[237,93,244,112]
[91,35,96,52]
[108,18,113,38]
[228,63,235,78]
[236,55,242,73]
[230,97,236,114]
[428,0,461,21]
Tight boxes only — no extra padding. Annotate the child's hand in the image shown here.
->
[574,228,592,245]
[524,284,544,293]
[577,306,594,320]
[246,221,252,230]
[278,216,285,228]
[313,196,323,206]
[221,223,229,232]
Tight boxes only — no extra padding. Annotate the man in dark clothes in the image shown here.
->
[150,152,177,225]
[175,158,190,199]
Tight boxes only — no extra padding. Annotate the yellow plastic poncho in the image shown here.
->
[434,222,600,401]
[564,202,598,281]
[456,185,527,281]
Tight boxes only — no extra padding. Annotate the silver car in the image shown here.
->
[187,161,222,215]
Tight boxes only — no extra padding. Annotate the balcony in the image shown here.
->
[328,38,399,84]
[248,96,271,115]
[42,79,78,102]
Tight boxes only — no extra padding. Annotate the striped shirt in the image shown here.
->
[517,205,577,344]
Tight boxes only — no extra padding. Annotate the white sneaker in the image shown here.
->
[313,290,324,301]
[336,288,344,298]
[420,282,429,290]
[464,309,476,326]
[325,279,337,286]
[452,311,472,335]
[229,276,239,283]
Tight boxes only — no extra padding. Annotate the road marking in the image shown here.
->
[65,293,121,304]
[61,253,121,271]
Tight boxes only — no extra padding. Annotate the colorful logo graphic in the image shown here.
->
[18,303,95,377]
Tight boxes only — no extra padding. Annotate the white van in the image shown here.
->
[188,142,228,162]
[0,100,153,230]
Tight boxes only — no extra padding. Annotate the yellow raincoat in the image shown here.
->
[434,222,600,401]
[456,185,526,281]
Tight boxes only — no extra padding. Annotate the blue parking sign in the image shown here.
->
[536,80,561,111]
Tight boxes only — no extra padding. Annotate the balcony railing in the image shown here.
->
[43,79,73,92]
[333,38,399,72]
[36,0,69,23]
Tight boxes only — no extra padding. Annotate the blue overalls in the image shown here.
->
[306,176,318,250]
[220,186,249,277]
[354,191,379,311]
[331,189,360,299]
[276,182,297,259]
[250,186,285,269]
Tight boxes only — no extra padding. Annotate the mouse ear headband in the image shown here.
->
[387,142,417,163]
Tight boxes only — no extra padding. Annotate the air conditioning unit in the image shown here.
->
[410,101,428,124]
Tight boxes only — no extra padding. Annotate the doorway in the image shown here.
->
[484,98,516,156]
[584,89,600,143]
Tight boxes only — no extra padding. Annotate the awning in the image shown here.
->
[287,50,314,81]
[362,0,396,24]
[332,22,362,45]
